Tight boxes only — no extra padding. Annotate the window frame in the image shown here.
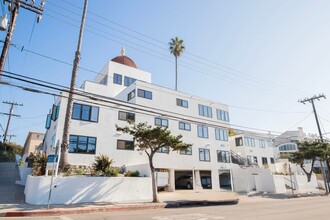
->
[155,117,168,127]
[124,76,136,86]
[217,150,231,163]
[72,103,99,123]
[215,128,228,141]
[137,89,152,100]
[127,89,136,101]
[199,148,211,162]
[157,146,169,153]
[117,140,135,151]
[118,111,135,122]
[113,73,122,85]
[179,121,191,131]
[180,147,192,155]
[176,98,189,108]
[216,109,229,122]
[198,104,212,118]
[197,125,209,138]
[69,135,97,154]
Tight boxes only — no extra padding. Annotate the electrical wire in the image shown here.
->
[0,70,284,135]
[47,0,307,97]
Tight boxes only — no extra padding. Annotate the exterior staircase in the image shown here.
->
[230,151,247,166]
[0,162,25,203]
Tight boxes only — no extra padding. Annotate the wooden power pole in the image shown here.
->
[0,101,22,144]
[0,0,45,80]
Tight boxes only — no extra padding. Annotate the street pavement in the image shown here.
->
[0,190,239,217]
[1,194,329,220]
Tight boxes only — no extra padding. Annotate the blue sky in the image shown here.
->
[1,0,330,146]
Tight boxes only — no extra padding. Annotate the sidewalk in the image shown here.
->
[0,190,239,217]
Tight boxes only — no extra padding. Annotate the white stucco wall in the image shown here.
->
[255,169,276,193]
[273,175,287,193]
[295,174,319,193]
[25,175,152,205]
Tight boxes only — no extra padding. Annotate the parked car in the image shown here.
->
[175,175,193,189]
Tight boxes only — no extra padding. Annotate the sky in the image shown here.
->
[1,0,330,146]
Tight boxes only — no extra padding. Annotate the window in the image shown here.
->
[137,89,152,99]
[198,104,212,118]
[247,155,257,165]
[113,73,122,85]
[215,128,228,141]
[259,139,266,148]
[117,140,134,150]
[155,117,168,127]
[124,76,136,86]
[235,137,243,146]
[176,98,188,108]
[72,103,99,122]
[157,146,169,153]
[216,109,229,122]
[199,148,210,161]
[69,135,96,154]
[45,114,51,129]
[118,111,135,122]
[244,137,255,147]
[127,89,135,101]
[197,125,208,138]
[100,76,108,85]
[270,157,275,164]
[217,151,230,163]
[51,104,60,121]
[180,147,192,155]
[279,144,297,151]
[262,157,268,165]
[179,122,191,131]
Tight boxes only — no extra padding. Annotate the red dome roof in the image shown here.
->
[111,55,137,68]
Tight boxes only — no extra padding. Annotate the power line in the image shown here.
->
[46,0,306,97]
[0,70,283,134]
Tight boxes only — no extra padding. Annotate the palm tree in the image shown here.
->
[169,37,185,91]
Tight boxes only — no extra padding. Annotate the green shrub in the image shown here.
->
[92,154,113,173]
[125,170,140,177]
[105,167,119,177]
[0,142,23,162]
[32,153,47,176]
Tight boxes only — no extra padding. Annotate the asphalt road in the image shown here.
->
[2,196,330,220]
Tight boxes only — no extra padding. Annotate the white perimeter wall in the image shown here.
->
[25,175,152,205]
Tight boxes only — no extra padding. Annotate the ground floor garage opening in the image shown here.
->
[200,171,212,189]
[219,170,232,190]
[175,170,193,190]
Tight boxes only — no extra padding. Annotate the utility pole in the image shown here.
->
[298,94,328,193]
[1,101,22,145]
[0,0,45,80]
[60,0,88,168]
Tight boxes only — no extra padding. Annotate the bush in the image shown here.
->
[31,153,47,176]
[92,154,113,173]
[0,142,23,162]
[105,167,119,177]
[125,170,140,177]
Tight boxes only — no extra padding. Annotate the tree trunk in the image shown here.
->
[59,144,69,169]
[148,154,159,203]
[175,56,178,91]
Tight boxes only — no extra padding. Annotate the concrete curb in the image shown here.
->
[0,199,240,217]
[164,199,239,208]
[0,203,166,217]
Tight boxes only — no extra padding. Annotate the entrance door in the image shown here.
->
[219,172,232,190]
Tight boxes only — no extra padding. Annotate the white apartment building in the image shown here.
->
[229,132,277,172]
[43,49,234,191]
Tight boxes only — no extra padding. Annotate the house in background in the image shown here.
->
[229,131,276,172]
[22,131,45,160]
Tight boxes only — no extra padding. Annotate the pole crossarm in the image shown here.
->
[3,0,45,15]
[298,94,326,104]
[0,112,20,117]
